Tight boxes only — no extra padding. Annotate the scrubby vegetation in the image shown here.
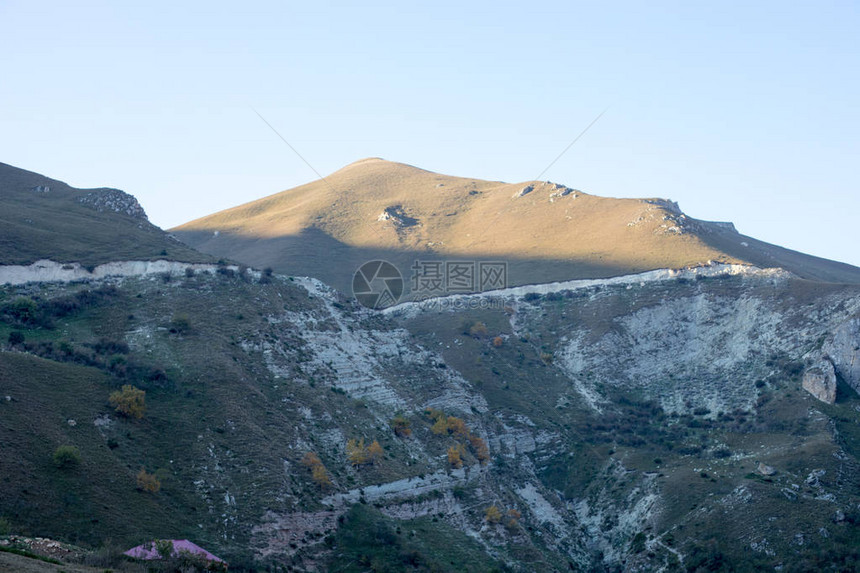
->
[136,468,161,493]
[51,445,81,469]
[327,504,507,572]
[301,452,332,488]
[346,438,384,466]
[390,415,412,437]
[109,384,146,419]
[2,253,860,572]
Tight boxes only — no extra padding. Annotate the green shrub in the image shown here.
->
[1,297,52,328]
[52,445,81,468]
[155,539,174,559]
[5,298,38,323]
[0,516,10,535]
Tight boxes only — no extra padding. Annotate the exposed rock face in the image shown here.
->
[0,259,241,285]
[377,205,418,228]
[513,185,533,198]
[77,188,148,219]
[645,198,682,214]
[802,360,838,404]
[824,318,860,395]
[709,221,738,232]
[548,182,577,200]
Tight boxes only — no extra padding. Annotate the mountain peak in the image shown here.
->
[171,160,860,290]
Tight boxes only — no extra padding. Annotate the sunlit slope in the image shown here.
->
[173,158,860,290]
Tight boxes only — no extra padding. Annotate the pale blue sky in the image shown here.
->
[2,1,858,266]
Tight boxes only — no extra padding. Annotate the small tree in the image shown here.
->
[431,415,448,436]
[109,385,146,419]
[506,509,522,529]
[484,505,502,524]
[425,408,445,421]
[492,336,503,347]
[301,451,331,488]
[52,445,81,469]
[136,468,161,493]
[469,435,490,465]
[447,445,464,469]
[367,440,384,464]
[446,416,468,438]
[390,415,412,438]
[6,298,38,326]
[155,539,174,560]
[311,464,332,488]
[467,321,488,338]
[346,438,368,466]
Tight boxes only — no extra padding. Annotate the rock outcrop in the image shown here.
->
[824,318,860,395]
[377,205,418,228]
[0,259,241,285]
[512,185,533,198]
[77,188,148,219]
[802,360,838,404]
[756,462,777,476]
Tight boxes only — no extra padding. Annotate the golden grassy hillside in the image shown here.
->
[172,158,860,291]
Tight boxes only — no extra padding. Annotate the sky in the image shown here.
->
[1,1,858,266]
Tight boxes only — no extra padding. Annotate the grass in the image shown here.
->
[2,225,860,571]
[0,545,63,565]
[173,158,860,296]
[0,161,211,266]
[0,271,459,566]
[326,504,509,572]
[398,273,860,571]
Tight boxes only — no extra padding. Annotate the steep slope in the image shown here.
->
[2,266,860,571]
[0,162,210,266]
[5,158,860,572]
[172,158,860,292]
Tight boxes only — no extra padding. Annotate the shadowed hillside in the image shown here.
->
[0,162,211,267]
[172,158,860,291]
[3,159,860,572]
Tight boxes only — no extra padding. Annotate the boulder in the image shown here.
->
[802,360,837,404]
[823,318,860,395]
[756,462,776,476]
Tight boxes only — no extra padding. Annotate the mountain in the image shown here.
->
[0,162,210,267]
[3,160,860,572]
[172,158,860,293]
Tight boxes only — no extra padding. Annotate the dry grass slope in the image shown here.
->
[0,162,210,267]
[173,158,860,291]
